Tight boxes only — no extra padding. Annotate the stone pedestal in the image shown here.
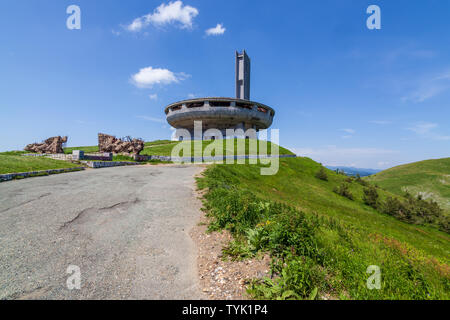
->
[72,150,84,160]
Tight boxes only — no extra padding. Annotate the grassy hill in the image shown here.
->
[197,157,450,300]
[1,139,292,175]
[0,152,80,175]
[64,139,294,157]
[366,158,450,212]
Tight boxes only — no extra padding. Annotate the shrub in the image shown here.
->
[265,209,319,257]
[382,194,444,227]
[205,188,265,234]
[363,186,379,209]
[112,154,135,162]
[438,216,450,234]
[333,183,354,200]
[355,174,368,186]
[405,195,442,224]
[222,238,253,260]
[248,256,324,300]
[382,196,410,221]
[315,167,328,181]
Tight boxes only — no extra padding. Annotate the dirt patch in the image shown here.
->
[190,185,271,300]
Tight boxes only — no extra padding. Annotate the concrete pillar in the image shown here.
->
[236,50,251,100]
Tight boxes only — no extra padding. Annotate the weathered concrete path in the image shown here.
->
[0,165,205,299]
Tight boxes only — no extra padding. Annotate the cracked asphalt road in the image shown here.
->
[0,165,206,300]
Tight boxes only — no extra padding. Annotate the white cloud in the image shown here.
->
[341,128,356,134]
[407,122,450,141]
[149,94,158,100]
[402,71,450,103]
[126,1,199,32]
[187,93,196,99]
[408,122,437,135]
[136,115,165,123]
[384,48,436,64]
[205,24,226,36]
[131,67,190,88]
[340,128,355,139]
[370,120,392,125]
[75,120,94,125]
[294,146,395,157]
[291,145,397,169]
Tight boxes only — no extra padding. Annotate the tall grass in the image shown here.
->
[197,158,450,300]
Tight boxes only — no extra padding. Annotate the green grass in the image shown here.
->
[144,140,175,147]
[63,145,99,154]
[0,155,81,174]
[112,155,137,162]
[197,157,450,300]
[0,150,33,156]
[366,158,450,212]
[63,139,293,158]
[140,138,294,157]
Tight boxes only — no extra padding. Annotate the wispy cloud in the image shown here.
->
[125,1,199,32]
[384,48,436,64]
[292,145,398,169]
[370,120,392,125]
[136,115,165,123]
[131,67,190,88]
[340,128,355,139]
[75,120,94,125]
[408,122,437,135]
[205,24,226,36]
[149,94,158,100]
[341,128,355,134]
[407,122,450,141]
[401,71,450,103]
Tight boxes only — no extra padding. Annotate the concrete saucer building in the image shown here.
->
[165,51,275,140]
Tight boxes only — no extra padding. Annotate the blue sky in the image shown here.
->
[0,0,449,169]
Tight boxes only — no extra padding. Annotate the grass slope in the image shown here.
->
[64,145,100,154]
[367,158,450,212]
[0,155,80,174]
[140,139,293,157]
[64,139,293,157]
[197,157,450,300]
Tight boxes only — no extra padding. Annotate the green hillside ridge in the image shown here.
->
[197,157,450,300]
[0,153,80,175]
[64,139,293,157]
[1,139,291,175]
[366,158,450,212]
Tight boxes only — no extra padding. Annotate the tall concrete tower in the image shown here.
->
[235,50,251,100]
[165,50,275,141]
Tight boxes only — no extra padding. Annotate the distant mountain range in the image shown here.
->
[325,166,381,177]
